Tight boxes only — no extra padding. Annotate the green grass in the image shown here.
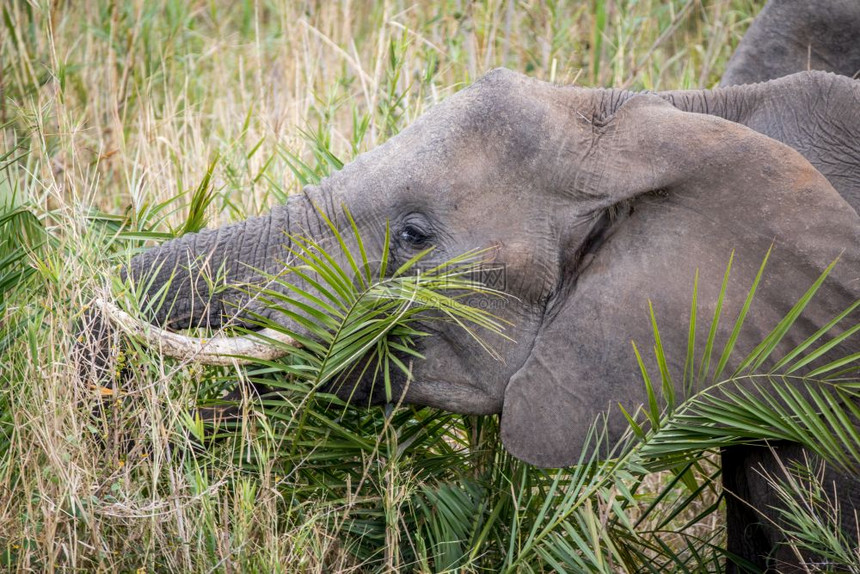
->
[11,0,860,572]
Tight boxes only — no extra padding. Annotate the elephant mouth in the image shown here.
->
[96,296,415,407]
[96,275,501,412]
[322,353,414,406]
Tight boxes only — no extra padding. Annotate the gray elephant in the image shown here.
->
[715,0,860,567]
[721,0,860,86]
[81,68,860,572]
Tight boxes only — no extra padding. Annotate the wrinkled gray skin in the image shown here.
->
[111,69,860,571]
[719,1,860,569]
[721,0,860,86]
[674,77,860,573]
[665,72,860,210]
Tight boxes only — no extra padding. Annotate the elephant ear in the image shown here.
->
[500,94,859,468]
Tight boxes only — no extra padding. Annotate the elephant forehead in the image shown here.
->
[326,129,539,211]
[335,73,553,181]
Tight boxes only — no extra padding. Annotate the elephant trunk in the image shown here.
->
[123,199,296,331]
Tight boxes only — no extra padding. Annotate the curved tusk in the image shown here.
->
[94,297,299,366]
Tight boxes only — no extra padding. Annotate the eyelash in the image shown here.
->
[399,224,431,247]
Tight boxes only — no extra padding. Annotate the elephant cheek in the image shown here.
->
[494,242,558,305]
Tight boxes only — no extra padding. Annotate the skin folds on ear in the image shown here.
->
[660,71,860,213]
[500,96,860,468]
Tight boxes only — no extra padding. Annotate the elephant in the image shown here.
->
[721,0,860,86]
[715,0,860,565]
[663,70,860,211]
[78,67,860,572]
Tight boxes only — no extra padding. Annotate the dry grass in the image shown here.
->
[0,0,764,571]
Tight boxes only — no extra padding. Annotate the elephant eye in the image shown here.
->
[399,224,431,248]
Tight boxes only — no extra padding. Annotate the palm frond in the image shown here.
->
[635,254,860,476]
[184,239,859,572]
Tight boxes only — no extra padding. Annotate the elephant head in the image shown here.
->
[106,68,860,469]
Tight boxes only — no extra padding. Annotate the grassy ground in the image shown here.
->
[0,1,772,572]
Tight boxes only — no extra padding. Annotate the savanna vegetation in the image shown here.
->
[2,0,859,571]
